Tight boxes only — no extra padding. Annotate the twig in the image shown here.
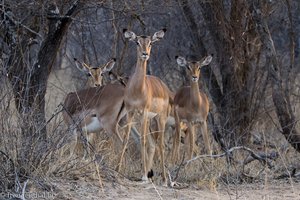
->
[94,161,104,193]
[167,168,174,187]
[0,8,42,38]
[173,153,185,182]
[150,180,163,200]
[0,150,14,169]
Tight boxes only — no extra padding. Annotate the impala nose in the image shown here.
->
[141,52,149,59]
[192,76,198,82]
[94,83,100,87]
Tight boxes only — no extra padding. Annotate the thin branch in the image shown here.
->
[0,8,42,38]
[173,153,185,181]
[0,150,15,170]
[47,15,126,26]
[185,146,274,168]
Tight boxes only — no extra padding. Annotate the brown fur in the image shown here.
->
[62,83,126,158]
[63,58,123,158]
[172,56,212,163]
[119,30,171,185]
[174,86,209,120]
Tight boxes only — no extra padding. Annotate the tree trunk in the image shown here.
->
[2,1,81,166]
[198,0,261,147]
[251,0,300,152]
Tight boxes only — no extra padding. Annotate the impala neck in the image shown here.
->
[136,58,147,75]
[190,80,201,105]
[131,57,147,90]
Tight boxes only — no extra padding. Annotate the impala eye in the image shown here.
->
[87,72,92,77]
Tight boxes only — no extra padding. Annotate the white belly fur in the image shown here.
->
[147,112,157,119]
[82,117,102,133]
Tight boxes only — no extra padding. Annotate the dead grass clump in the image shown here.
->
[0,84,120,197]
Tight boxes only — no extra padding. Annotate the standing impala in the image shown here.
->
[62,58,127,158]
[171,55,213,163]
[119,29,173,185]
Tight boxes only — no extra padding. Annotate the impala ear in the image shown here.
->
[74,58,88,73]
[200,55,213,67]
[74,58,90,73]
[123,29,137,41]
[152,28,166,43]
[102,58,116,72]
[175,56,187,67]
[82,62,91,70]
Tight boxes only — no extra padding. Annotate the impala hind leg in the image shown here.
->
[157,116,167,186]
[104,120,123,154]
[67,129,87,159]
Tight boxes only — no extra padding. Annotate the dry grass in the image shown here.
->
[0,71,299,199]
[1,101,299,199]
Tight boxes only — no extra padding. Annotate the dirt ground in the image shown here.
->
[46,177,300,200]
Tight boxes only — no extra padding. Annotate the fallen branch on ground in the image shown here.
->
[185,146,276,168]
[243,150,278,166]
[170,146,278,183]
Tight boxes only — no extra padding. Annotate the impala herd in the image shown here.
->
[62,29,213,186]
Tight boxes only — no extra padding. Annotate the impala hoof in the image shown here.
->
[142,175,150,183]
[147,169,154,179]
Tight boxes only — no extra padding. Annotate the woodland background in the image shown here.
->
[0,0,299,199]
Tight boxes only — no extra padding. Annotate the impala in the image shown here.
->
[63,58,129,158]
[119,29,173,185]
[171,55,213,162]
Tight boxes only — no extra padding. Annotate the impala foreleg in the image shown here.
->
[171,109,181,163]
[141,110,149,182]
[201,121,212,155]
[83,132,97,159]
[187,123,195,160]
[68,128,81,159]
[145,133,156,179]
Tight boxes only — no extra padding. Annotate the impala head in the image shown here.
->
[176,55,213,82]
[124,29,166,61]
[74,58,116,87]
